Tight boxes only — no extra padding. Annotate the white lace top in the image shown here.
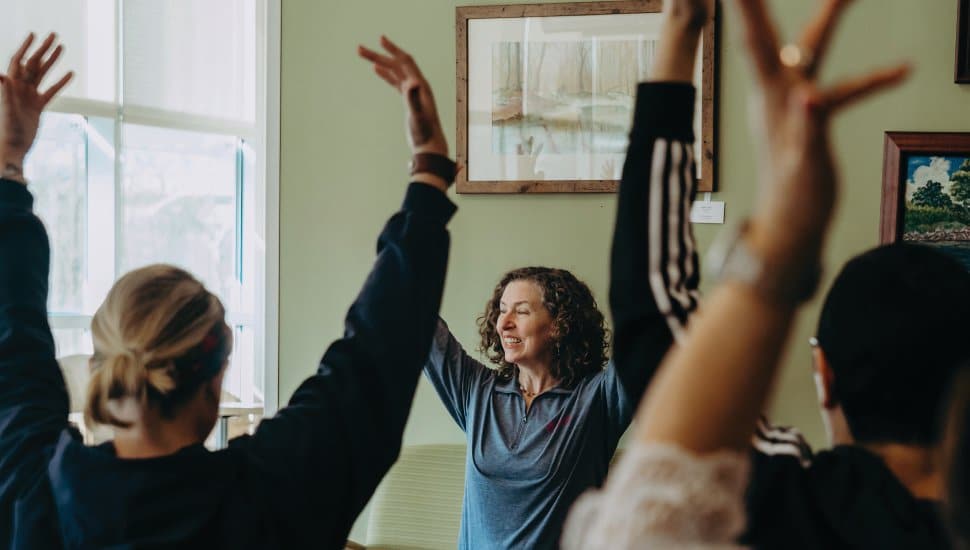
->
[561,443,751,549]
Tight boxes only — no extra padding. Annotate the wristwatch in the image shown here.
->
[706,220,821,305]
[409,153,457,185]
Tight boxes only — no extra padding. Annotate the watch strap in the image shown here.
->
[409,153,456,184]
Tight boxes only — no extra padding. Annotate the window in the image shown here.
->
[2,0,280,412]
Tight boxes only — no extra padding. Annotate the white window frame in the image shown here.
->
[45,0,281,413]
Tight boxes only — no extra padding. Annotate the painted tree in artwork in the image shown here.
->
[492,43,523,93]
[912,180,954,209]
[951,158,970,206]
[527,43,547,93]
[576,43,591,94]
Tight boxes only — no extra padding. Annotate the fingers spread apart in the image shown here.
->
[734,0,782,81]
[24,33,57,77]
[735,0,864,84]
[41,71,74,105]
[2,32,73,106]
[7,33,35,77]
[797,0,855,77]
[358,36,427,91]
[815,64,909,114]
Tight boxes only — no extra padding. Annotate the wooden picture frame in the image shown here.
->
[880,132,970,269]
[455,0,717,194]
[957,0,970,83]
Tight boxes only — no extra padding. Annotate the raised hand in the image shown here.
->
[358,36,448,158]
[734,0,908,263]
[651,0,716,82]
[0,33,74,182]
[666,0,715,28]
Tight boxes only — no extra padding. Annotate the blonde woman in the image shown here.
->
[0,33,458,548]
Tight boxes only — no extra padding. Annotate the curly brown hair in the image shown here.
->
[477,267,610,387]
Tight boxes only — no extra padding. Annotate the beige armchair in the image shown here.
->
[348,443,627,549]
[363,444,466,550]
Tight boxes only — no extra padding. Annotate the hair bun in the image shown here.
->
[86,264,229,429]
[104,349,149,396]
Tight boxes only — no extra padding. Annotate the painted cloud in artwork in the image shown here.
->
[906,156,954,200]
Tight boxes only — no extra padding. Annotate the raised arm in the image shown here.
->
[421,318,490,432]
[0,33,73,185]
[364,37,488,430]
[243,37,458,548]
[608,3,707,411]
[0,33,74,546]
[635,0,908,454]
[564,1,908,546]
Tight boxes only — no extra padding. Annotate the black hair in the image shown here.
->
[816,243,970,445]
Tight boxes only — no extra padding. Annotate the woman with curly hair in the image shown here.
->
[426,210,698,548]
[477,266,611,390]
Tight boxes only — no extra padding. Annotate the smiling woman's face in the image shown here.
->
[495,279,555,370]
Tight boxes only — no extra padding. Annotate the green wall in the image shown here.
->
[280,1,969,536]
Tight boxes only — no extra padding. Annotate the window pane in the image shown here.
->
[123,0,256,122]
[29,113,88,314]
[239,141,257,316]
[28,113,116,315]
[52,327,94,357]
[224,325,260,404]
[0,0,115,102]
[119,124,238,310]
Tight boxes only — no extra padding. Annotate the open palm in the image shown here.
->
[358,36,448,157]
[735,0,908,259]
[0,33,73,167]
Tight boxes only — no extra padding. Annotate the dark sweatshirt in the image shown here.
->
[0,179,455,549]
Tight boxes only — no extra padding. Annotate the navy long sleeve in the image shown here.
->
[0,179,71,549]
[237,182,456,547]
[2,178,457,549]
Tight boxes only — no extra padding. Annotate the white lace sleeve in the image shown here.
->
[561,443,750,549]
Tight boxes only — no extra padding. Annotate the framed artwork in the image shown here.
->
[957,0,970,83]
[455,0,717,193]
[880,132,970,270]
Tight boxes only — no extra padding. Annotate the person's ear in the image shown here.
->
[206,368,226,404]
[812,346,838,409]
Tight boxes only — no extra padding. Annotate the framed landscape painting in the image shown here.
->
[456,0,717,193]
[880,132,970,270]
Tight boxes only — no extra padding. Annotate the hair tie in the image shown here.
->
[173,323,229,383]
